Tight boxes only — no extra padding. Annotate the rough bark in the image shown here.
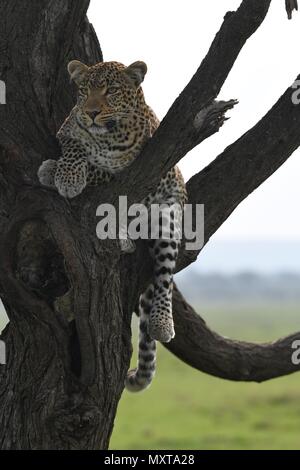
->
[0,0,131,450]
[0,0,299,450]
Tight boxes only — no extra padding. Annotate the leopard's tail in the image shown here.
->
[125,285,156,392]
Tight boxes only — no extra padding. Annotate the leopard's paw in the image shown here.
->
[55,181,86,199]
[38,159,57,188]
[55,162,87,199]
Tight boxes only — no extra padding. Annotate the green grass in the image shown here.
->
[111,303,300,450]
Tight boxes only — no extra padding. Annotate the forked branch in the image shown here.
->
[116,0,272,206]
[178,75,300,271]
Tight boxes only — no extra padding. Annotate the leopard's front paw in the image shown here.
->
[55,162,87,199]
[55,180,86,199]
[38,159,57,188]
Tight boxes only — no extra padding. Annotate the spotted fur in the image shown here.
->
[38,60,187,391]
[125,285,156,392]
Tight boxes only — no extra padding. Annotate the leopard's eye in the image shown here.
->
[107,86,119,95]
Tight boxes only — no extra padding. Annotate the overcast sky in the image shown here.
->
[89,0,300,242]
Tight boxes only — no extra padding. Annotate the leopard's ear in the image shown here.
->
[67,60,89,85]
[124,61,147,88]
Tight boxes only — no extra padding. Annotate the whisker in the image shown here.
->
[100,112,131,121]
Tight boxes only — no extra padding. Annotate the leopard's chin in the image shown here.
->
[88,124,109,135]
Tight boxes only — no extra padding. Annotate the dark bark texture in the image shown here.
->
[0,0,299,450]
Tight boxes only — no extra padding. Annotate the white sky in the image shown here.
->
[89,0,300,241]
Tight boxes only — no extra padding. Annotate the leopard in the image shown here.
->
[38,60,187,392]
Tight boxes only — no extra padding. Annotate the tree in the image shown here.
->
[0,0,299,450]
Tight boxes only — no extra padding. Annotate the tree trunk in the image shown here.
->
[0,0,139,450]
[0,211,135,449]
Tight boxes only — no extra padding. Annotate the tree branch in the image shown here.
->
[178,76,300,271]
[169,76,300,381]
[286,0,298,19]
[164,285,300,382]
[116,0,272,205]
[167,57,300,379]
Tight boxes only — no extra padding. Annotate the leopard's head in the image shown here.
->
[67,60,147,135]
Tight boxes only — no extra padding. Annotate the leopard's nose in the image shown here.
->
[86,110,99,121]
